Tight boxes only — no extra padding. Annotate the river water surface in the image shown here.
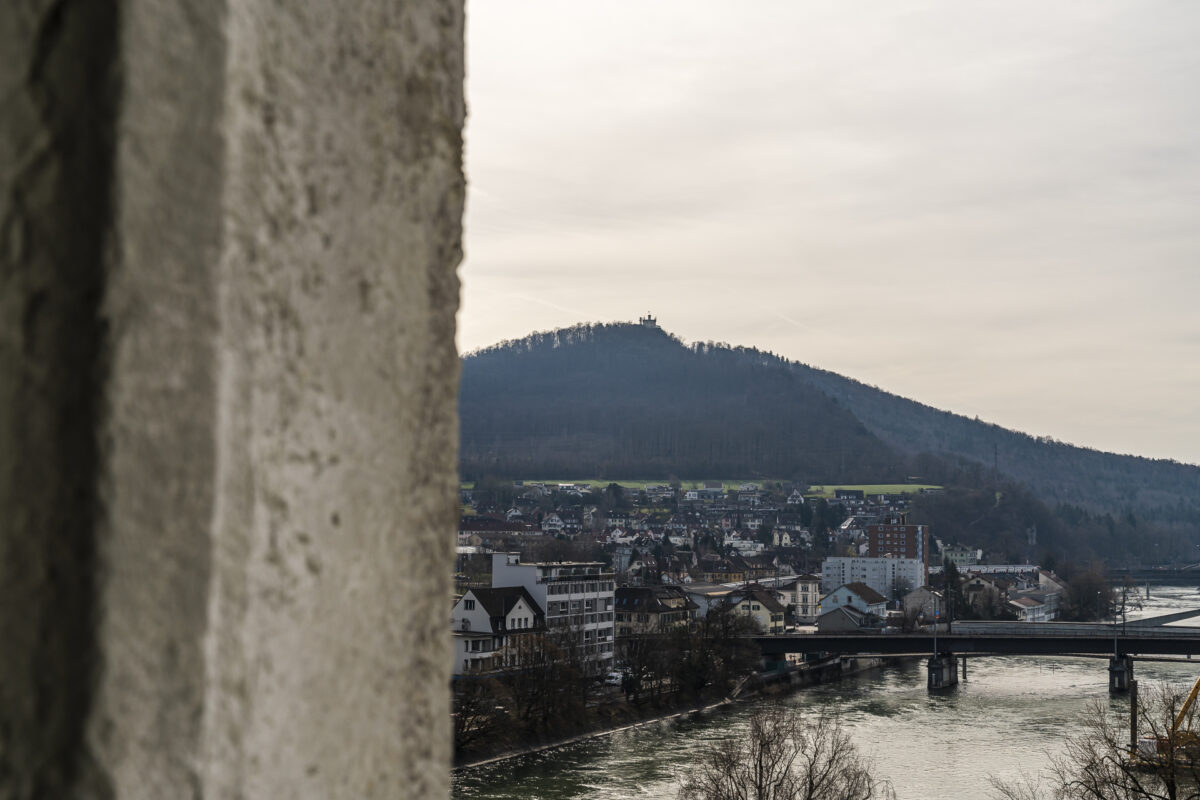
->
[452,585,1200,799]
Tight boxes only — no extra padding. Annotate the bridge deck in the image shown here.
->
[756,632,1200,657]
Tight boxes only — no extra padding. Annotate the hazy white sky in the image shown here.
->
[459,1,1200,465]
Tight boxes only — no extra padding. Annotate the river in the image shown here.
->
[452,585,1200,799]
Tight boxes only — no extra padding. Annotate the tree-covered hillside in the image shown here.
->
[460,322,1200,525]
[789,362,1200,523]
[460,323,905,483]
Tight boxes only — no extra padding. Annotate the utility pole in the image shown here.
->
[933,594,939,656]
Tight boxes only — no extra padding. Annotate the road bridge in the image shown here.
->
[1107,567,1200,587]
[754,623,1200,692]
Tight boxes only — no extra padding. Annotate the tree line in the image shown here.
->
[452,605,759,761]
[460,321,1200,535]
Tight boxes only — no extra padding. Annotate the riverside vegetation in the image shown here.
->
[453,604,759,764]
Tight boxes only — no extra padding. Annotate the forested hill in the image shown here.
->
[459,323,906,483]
[790,362,1200,523]
[459,322,1200,521]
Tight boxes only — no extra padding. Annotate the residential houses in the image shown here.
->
[817,582,888,632]
[450,586,545,675]
[940,543,979,567]
[726,587,787,634]
[820,582,889,617]
[613,585,698,636]
[1008,595,1051,622]
[795,573,822,623]
[490,552,617,673]
[821,555,924,600]
[902,586,944,620]
[699,553,749,583]
[963,574,1010,616]
[816,604,877,633]
[866,513,930,581]
[682,584,737,617]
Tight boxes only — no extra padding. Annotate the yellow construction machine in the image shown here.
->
[1133,674,1200,767]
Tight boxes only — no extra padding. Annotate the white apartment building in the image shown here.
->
[820,556,923,600]
[491,552,616,671]
[770,574,822,623]
[940,543,980,567]
[793,574,821,623]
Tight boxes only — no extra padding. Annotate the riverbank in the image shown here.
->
[452,587,1200,800]
[455,696,735,769]
[454,655,895,770]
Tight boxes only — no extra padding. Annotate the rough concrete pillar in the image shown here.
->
[927,654,959,691]
[1110,656,1134,693]
[1,1,464,798]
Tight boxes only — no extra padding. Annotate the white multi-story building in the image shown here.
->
[940,543,979,567]
[770,574,821,623]
[491,552,616,671]
[450,586,544,675]
[794,574,821,623]
[820,556,923,600]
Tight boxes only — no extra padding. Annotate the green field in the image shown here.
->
[460,478,782,491]
[806,484,942,497]
[461,478,797,491]
[460,479,942,495]
[462,479,685,491]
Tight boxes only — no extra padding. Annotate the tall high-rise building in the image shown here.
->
[866,512,930,581]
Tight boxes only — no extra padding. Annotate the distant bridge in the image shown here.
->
[1107,567,1200,586]
[754,612,1200,691]
[756,630,1200,658]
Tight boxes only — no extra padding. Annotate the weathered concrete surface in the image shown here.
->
[0,0,117,796]
[1,0,463,797]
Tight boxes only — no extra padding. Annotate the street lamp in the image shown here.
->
[932,594,939,656]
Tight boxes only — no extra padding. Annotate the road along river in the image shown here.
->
[452,585,1200,799]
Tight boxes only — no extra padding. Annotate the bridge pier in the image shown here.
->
[1109,655,1134,693]
[927,654,958,691]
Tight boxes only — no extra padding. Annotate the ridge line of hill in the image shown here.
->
[459,321,1200,524]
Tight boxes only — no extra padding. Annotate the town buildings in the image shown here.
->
[726,587,787,634]
[867,513,930,580]
[940,543,979,567]
[613,585,697,636]
[816,582,889,632]
[450,586,544,675]
[774,574,821,623]
[820,555,924,600]
[819,582,889,617]
[490,552,617,673]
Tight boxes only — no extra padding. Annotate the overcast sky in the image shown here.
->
[460,1,1200,465]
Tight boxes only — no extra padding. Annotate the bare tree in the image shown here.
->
[678,705,895,800]
[991,683,1200,800]
[620,632,674,705]
[493,632,557,732]
[671,604,759,701]
[451,677,505,751]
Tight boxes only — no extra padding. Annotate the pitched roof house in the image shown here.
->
[614,585,698,636]
[727,587,787,634]
[819,582,888,617]
[450,586,545,675]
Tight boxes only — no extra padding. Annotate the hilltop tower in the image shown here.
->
[639,312,658,328]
